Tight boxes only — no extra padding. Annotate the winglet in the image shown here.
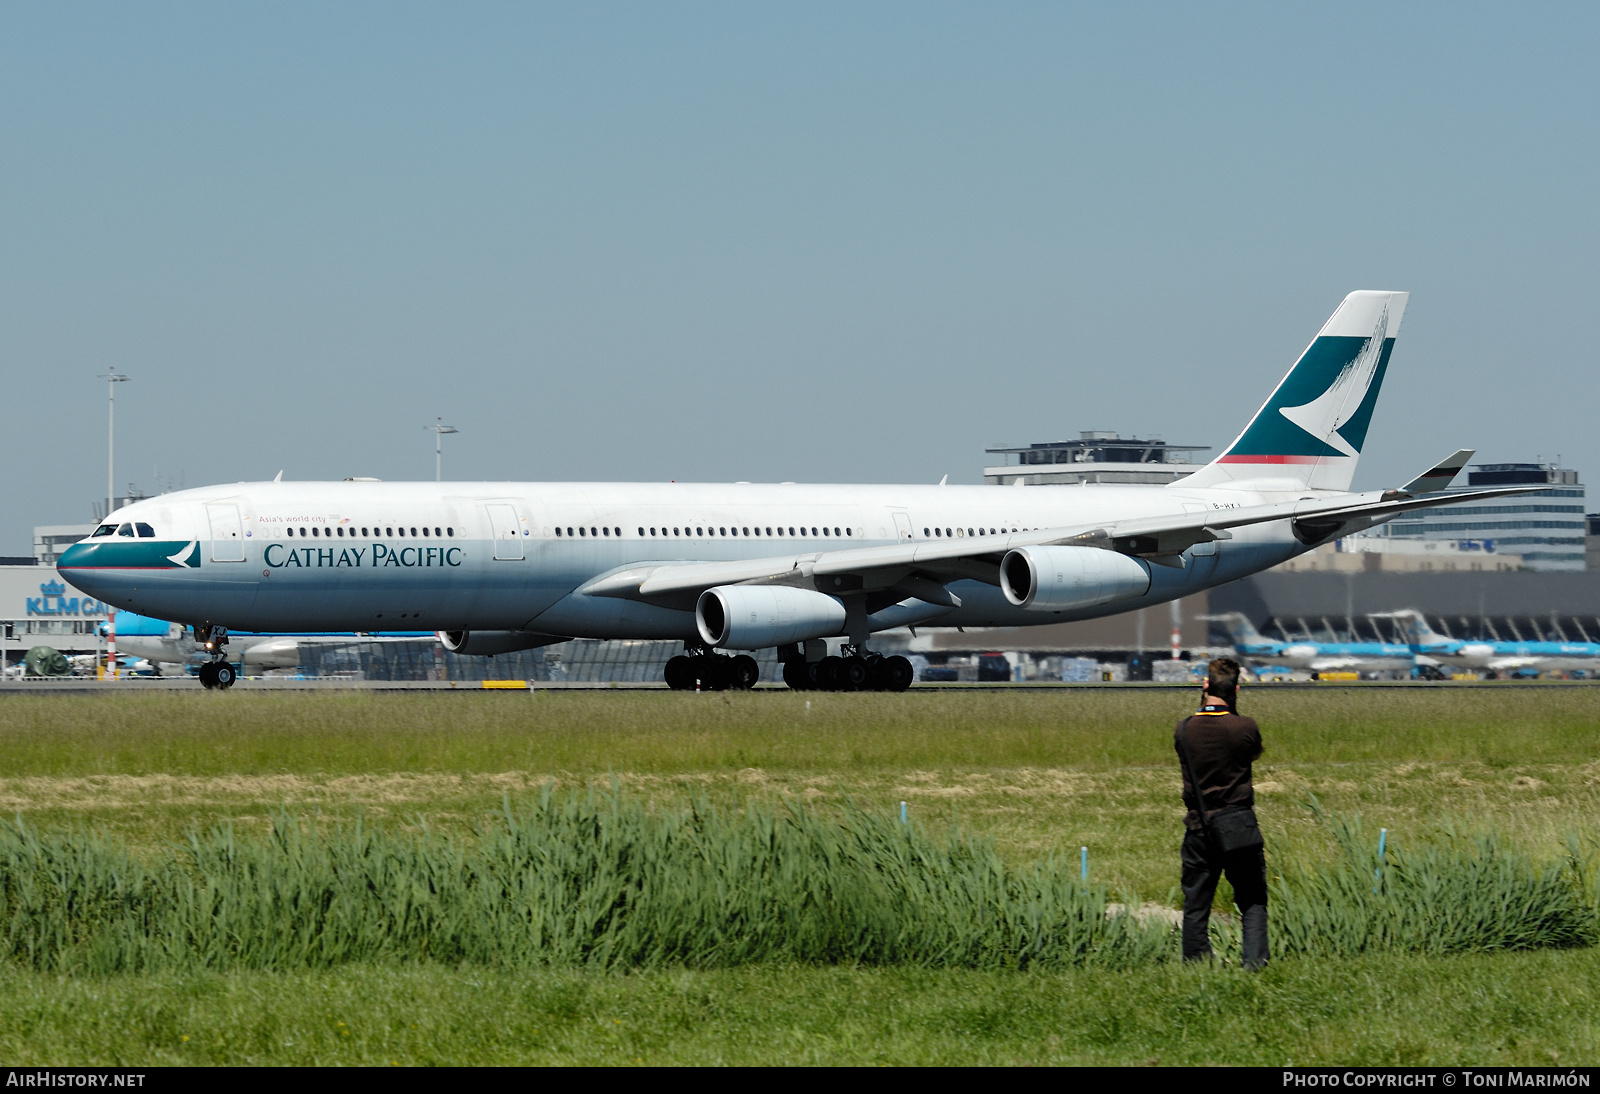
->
[1399,449,1473,495]
[273,470,283,483]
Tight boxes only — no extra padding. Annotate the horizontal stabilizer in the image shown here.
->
[1399,449,1474,495]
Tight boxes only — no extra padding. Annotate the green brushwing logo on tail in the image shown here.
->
[1222,306,1395,461]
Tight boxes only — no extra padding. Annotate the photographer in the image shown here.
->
[1174,657,1268,968]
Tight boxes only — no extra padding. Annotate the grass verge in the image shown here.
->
[1,951,1597,1065]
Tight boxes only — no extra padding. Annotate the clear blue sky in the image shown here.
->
[3,2,1596,552]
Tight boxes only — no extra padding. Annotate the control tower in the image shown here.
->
[983,432,1209,486]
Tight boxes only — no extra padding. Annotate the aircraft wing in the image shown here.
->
[579,484,1543,607]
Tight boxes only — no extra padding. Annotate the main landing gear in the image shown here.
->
[664,646,760,691]
[194,625,238,690]
[782,646,913,692]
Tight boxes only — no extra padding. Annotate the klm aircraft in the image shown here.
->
[1204,612,1419,676]
[61,291,1537,691]
[1380,610,1600,676]
[102,610,430,673]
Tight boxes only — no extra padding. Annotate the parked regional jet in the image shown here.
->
[1379,609,1600,676]
[1203,612,1419,675]
[103,610,430,673]
[60,291,1539,691]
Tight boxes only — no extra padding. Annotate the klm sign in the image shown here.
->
[25,580,109,618]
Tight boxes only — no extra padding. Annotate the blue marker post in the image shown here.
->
[1374,828,1388,892]
[900,801,907,825]
[1081,846,1088,882]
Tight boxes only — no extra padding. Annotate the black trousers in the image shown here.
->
[1180,828,1269,968]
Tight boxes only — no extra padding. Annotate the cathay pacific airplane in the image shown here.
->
[1378,609,1600,676]
[60,291,1536,692]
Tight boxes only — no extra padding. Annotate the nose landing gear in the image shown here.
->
[194,626,238,690]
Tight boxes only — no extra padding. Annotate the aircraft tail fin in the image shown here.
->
[1374,609,1443,646]
[1179,290,1409,493]
[1201,612,1266,645]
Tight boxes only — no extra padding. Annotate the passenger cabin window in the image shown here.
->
[447,527,454,536]
[410,527,417,537]
[386,527,393,537]
[135,523,155,538]
[421,527,429,537]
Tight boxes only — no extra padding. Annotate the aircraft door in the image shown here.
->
[206,504,245,562]
[892,512,913,542]
[485,503,526,561]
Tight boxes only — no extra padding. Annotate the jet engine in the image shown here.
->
[999,546,1151,611]
[696,585,847,649]
[438,630,565,656]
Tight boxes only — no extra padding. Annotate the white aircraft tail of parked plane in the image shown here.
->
[61,290,1540,690]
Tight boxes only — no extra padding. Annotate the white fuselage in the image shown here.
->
[60,479,1311,641]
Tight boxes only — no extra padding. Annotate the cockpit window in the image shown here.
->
[91,524,117,538]
[135,523,155,538]
[117,524,135,537]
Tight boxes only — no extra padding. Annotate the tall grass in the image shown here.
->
[0,789,1170,974]
[0,790,1593,975]
[1270,806,1599,956]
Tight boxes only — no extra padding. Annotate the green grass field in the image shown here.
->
[1,688,1598,1064]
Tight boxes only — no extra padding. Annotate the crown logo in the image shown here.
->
[40,580,66,596]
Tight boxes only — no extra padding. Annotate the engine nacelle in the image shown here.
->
[696,585,847,650]
[438,630,563,656]
[999,546,1151,611]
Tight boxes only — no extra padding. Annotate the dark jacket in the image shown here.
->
[1175,703,1263,831]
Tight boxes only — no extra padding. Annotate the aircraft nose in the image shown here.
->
[56,542,117,600]
[57,541,94,570]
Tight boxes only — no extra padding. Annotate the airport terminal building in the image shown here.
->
[1373,462,1587,572]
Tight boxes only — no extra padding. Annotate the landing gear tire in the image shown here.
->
[842,656,870,691]
[213,662,237,689]
[729,655,760,690]
[883,655,914,692]
[198,662,217,689]
[664,655,694,690]
[696,656,730,691]
[782,660,811,690]
[818,656,845,691]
